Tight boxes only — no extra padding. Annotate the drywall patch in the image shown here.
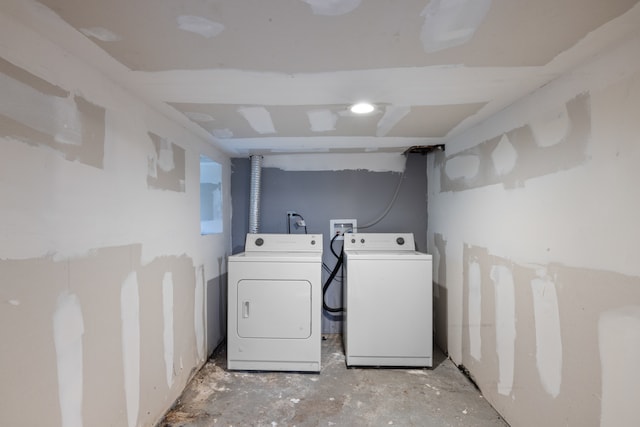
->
[598,306,640,427]
[468,260,482,361]
[444,154,479,180]
[490,265,516,396]
[420,0,492,54]
[53,292,84,427]
[530,274,562,398]
[440,93,590,191]
[238,106,276,135]
[162,272,174,389]
[376,105,411,137]
[301,0,362,16]
[0,57,105,169]
[307,109,337,132]
[491,134,517,176]
[177,16,224,39]
[121,272,140,427]
[79,27,122,42]
[147,132,186,192]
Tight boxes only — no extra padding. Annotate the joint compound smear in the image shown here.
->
[53,292,84,427]
[302,0,362,16]
[468,260,482,361]
[163,272,175,389]
[195,266,205,361]
[599,306,640,427]
[491,265,515,396]
[531,276,562,398]
[121,273,140,427]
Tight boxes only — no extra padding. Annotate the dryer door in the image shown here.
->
[237,279,311,339]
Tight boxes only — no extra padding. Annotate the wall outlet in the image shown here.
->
[330,219,357,240]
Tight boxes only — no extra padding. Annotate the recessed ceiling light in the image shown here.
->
[350,102,375,114]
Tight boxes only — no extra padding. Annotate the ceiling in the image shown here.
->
[16,0,640,155]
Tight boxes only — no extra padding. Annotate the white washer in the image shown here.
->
[343,233,433,367]
[227,233,323,372]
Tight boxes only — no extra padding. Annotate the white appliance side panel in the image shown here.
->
[237,280,311,339]
[346,258,432,359]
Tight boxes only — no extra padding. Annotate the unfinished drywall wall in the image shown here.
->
[427,34,640,427]
[231,153,428,333]
[0,10,231,427]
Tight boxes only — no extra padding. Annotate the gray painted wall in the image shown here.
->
[231,153,428,333]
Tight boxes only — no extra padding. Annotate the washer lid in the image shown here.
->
[345,250,432,261]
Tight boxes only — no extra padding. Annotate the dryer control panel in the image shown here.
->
[245,233,322,252]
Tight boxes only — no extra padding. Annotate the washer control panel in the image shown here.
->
[343,233,415,251]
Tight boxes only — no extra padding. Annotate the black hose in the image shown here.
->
[323,233,345,313]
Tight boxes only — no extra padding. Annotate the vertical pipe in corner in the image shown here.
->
[248,155,263,234]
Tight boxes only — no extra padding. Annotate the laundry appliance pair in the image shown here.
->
[227,232,432,372]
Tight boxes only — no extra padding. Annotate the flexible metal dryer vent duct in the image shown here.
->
[248,155,263,234]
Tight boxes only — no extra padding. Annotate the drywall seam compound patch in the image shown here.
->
[598,306,640,426]
[157,138,176,172]
[531,275,562,398]
[184,111,214,123]
[445,154,479,180]
[195,266,205,361]
[491,265,515,396]
[261,152,406,172]
[376,105,411,137]
[212,128,233,138]
[0,72,82,146]
[420,0,492,54]
[237,106,276,134]
[529,105,570,148]
[301,0,362,16]
[53,292,84,427]
[120,273,140,427]
[468,260,482,361]
[307,109,337,132]
[79,27,122,42]
[162,272,174,389]
[177,16,224,39]
[491,134,517,176]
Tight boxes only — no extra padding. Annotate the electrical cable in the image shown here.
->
[358,160,407,230]
[287,213,291,234]
[292,213,308,234]
[286,212,308,234]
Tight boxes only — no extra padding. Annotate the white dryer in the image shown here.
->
[343,233,432,367]
[227,233,323,372]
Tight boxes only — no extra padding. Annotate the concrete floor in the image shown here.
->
[159,335,508,427]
